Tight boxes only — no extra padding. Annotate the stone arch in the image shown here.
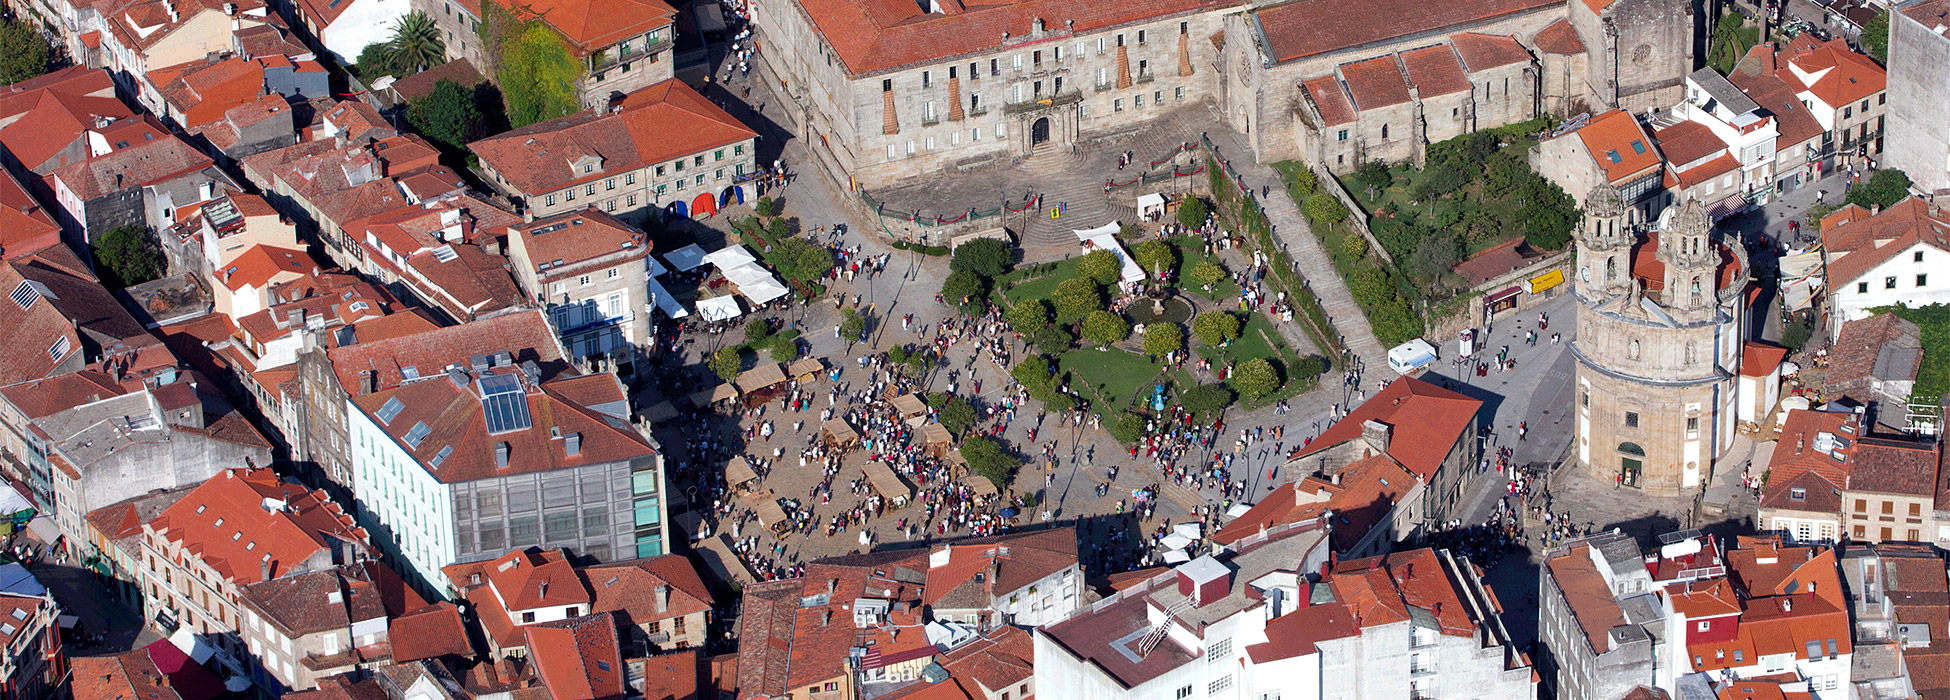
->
[1619,442,1646,457]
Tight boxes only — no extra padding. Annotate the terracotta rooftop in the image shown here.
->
[1848,437,1941,497]
[471,79,756,197]
[1778,37,1885,109]
[1574,110,1663,184]
[154,57,265,128]
[148,468,367,585]
[1449,32,1532,71]
[326,309,569,393]
[1398,44,1472,97]
[1212,454,1413,551]
[788,0,1240,76]
[0,167,61,259]
[525,613,627,700]
[1532,18,1585,55]
[1654,120,1731,168]
[1450,237,1543,287]
[1254,0,1555,63]
[1291,376,1481,480]
[218,244,318,291]
[1338,55,1412,110]
[72,642,226,700]
[0,248,167,387]
[386,58,486,103]
[508,207,651,284]
[516,0,674,53]
[1725,69,1825,148]
[1826,313,1922,395]
[1738,342,1788,378]
[1819,197,1950,287]
[48,133,214,201]
[1760,410,1860,512]
[1302,76,1357,127]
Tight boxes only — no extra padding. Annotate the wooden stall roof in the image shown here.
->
[922,422,954,445]
[788,357,825,379]
[734,362,788,394]
[726,455,757,485]
[888,393,928,417]
[695,533,756,586]
[744,489,788,526]
[861,459,913,499]
[822,418,862,445]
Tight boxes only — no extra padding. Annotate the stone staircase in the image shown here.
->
[1018,146,1111,256]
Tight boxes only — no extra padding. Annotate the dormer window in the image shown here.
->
[1790,488,1807,500]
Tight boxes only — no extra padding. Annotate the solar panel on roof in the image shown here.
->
[480,373,532,433]
[376,397,405,424]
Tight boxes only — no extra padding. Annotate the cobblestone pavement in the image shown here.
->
[27,561,165,656]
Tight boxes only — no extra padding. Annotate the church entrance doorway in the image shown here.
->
[1031,117,1050,146]
[1618,442,1645,488]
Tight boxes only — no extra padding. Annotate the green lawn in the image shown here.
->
[1003,257,1082,306]
[1874,304,1950,407]
[1059,347,1170,417]
[1194,312,1319,407]
[1163,236,1243,300]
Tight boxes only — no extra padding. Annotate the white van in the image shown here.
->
[1387,338,1439,375]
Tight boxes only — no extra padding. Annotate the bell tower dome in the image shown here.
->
[1575,183,1632,300]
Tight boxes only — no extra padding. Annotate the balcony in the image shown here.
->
[921,115,941,127]
[969,106,989,118]
[1003,89,1082,114]
[1410,664,1438,677]
[1134,71,1156,85]
[589,36,665,73]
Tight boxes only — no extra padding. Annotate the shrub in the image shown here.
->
[889,345,910,364]
[1229,357,1281,400]
[754,197,777,217]
[1052,278,1104,324]
[1011,355,1056,391]
[744,322,772,345]
[841,308,866,341]
[1110,412,1147,444]
[1304,193,1349,225]
[766,336,800,363]
[1291,354,1329,381]
[1285,167,1319,198]
[1177,196,1209,228]
[1007,299,1052,333]
[1031,325,1075,355]
[1082,310,1131,345]
[1193,311,1242,347]
[1143,323,1184,357]
[942,269,987,312]
[1846,169,1914,210]
[1188,261,1225,290]
[710,347,743,381]
[1132,239,1176,279]
[406,79,482,151]
[1181,383,1235,418]
[950,238,1012,278]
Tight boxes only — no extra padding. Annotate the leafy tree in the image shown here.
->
[1406,230,1464,290]
[1007,300,1051,333]
[1052,278,1103,324]
[1284,167,1319,198]
[1336,228,1370,260]
[1132,239,1175,279]
[1304,192,1348,225]
[499,21,580,127]
[0,17,52,87]
[766,335,800,363]
[773,238,835,284]
[939,397,978,437]
[1518,177,1580,250]
[950,238,1012,278]
[407,79,483,151]
[709,347,743,380]
[1863,11,1889,63]
[91,225,165,288]
[1193,311,1242,347]
[753,197,777,217]
[1292,354,1329,381]
[1078,249,1122,286]
[1188,261,1225,290]
[1354,159,1392,193]
[1229,357,1280,400]
[353,43,397,80]
[841,307,866,341]
[1846,169,1914,210]
[1180,383,1235,418]
[744,321,773,345]
[1177,196,1209,227]
[960,436,1018,489]
[1110,412,1147,444]
[1011,355,1056,391]
[383,12,447,75]
[942,269,987,312]
[1081,310,1130,345]
[888,345,910,365]
[1031,325,1074,355]
[1143,323,1184,357]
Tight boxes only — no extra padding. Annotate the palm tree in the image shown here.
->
[383,12,446,75]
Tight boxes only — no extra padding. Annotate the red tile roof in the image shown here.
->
[389,602,475,662]
[1819,197,1950,287]
[525,613,627,700]
[1212,454,1413,551]
[1449,33,1531,72]
[1399,44,1471,97]
[218,245,318,291]
[584,555,717,627]
[516,0,674,53]
[1654,120,1730,168]
[508,208,650,284]
[73,644,221,700]
[1724,539,1845,609]
[1532,18,1585,55]
[1778,38,1885,109]
[1848,437,1941,497]
[154,57,265,128]
[1292,376,1480,480]
[1338,55,1411,110]
[0,70,132,172]
[0,167,61,260]
[471,79,756,197]
[1629,230,1742,292]
[1760,410,1858,512]
[1546,541,1631,652]
[48,132,214,201]
[1303,76,1356,127]
[147,468,368,584]
[0,370,127,420]
[1575,110,1663,184]
[1826,313,1922,393]
[1725,70,1825,148]
[326,309,568,392]
[1738,342,1787,378]
[635,649,702,700]
[791,0,1241,76]
[1255,0,1555,63]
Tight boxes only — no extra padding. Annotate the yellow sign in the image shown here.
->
[1525,269,1565,294]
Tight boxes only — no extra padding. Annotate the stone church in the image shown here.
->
[750,0,1696,189]
[1570,184,1748,493]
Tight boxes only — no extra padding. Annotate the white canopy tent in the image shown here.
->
[1137,193,1167,220]
[1074,222,1146,287]
[648,277,689,319]
[704,245,759,269]
[1159,533,1195,550]
[696,295,744,321]
[721,263,790,305]
[1162,550,1193,564]
[664,244,709,272]
[1172,522,1202,540]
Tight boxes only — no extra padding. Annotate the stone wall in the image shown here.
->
[1885,4,1950,194]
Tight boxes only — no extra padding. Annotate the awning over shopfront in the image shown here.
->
[1524,269,1564,294]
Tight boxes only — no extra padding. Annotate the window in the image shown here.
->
[1919,274,1929,287]
[1912,503,1924,517]
[1338,129,1349,141]
[1732,650,1744,663]
[1114,99,1124,111]
[545,194,556,206]
[1697,620,1711,632]
[1919,251,1927,262]
[1888,276,1899,289]
[1790,488,1807,500]
[1625,412,1640,428]
[1135,94,1144,107]
[585,184,596,196]
[608,268,620,279]
[605,178,615,190]
[627,194,636,206]
[1844,106,1853,119]
[882,78,892,92]
[1858,282,1869,293]
[1381,124,1390,139]
[1177,686,1193,699]
[1208,675,1232,694]
[1883,501,1895,514]
[1137,29,1147,44]
[1206,638,1231,662]
[1176,86,1185,100]
[578,275,591,286]
[1857,499,1869,512]
[625,172,635,185]
[522,612,536,623]
[922,70,931,87]
[1687,416,1699,432]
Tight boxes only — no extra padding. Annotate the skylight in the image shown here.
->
[404,421,433,448]
[1606,149,1622,163]
[430,445,454,468]
[480,373,532,433]
[10,281,37,310]
[376,397,405,424]
[1630,140,1646,154]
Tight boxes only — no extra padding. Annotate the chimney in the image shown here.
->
[1361,420,1392,455]
[496,442,510,468]
[540,581,549,598]
[1783,598,1793,614]
[565,432,581,456]
[655,585,669,613]
[259,555,272,581]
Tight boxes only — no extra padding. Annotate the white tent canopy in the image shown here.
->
[1172,522,1202,540]
[648,278,688,319]
[704,245,759,269]
[696,295,744,321]
[1159,533,1195,550]
[1162,550,1193,564]
[664,244,708,272]
[1137,193,1167,220]
[1074,223,1146,287]
[721,263,790,305]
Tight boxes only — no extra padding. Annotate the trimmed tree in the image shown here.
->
[1031,325,1074,355]
[408,79,483,151]
[1132,239,1176,279]
[1081,310,1130,345]
[1110,412,1147,444]
[1051,278,1103,324]
[1007,299,1051,333]
[1011,355,1056,392]
[1192,311,1242,347]
[91,225,166,288]
[961,436,1018,489]
[1143,323,1184,357]
[950,238,1012,278]
[1304,192,1349,225]
[1845,169,1914,210]
[1180,383,1235,418]
[1078,249,1122,286]
[942,269,987,312]
[766,336,800,363]
[841,307,867,341]
[1188,260,1225,290]
[774,238,834,285]
[1176,196,1209,227]
[1229,357,1281,400]
[709,347,743,381]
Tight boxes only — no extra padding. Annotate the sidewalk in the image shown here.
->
[1202,131,1390,375]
